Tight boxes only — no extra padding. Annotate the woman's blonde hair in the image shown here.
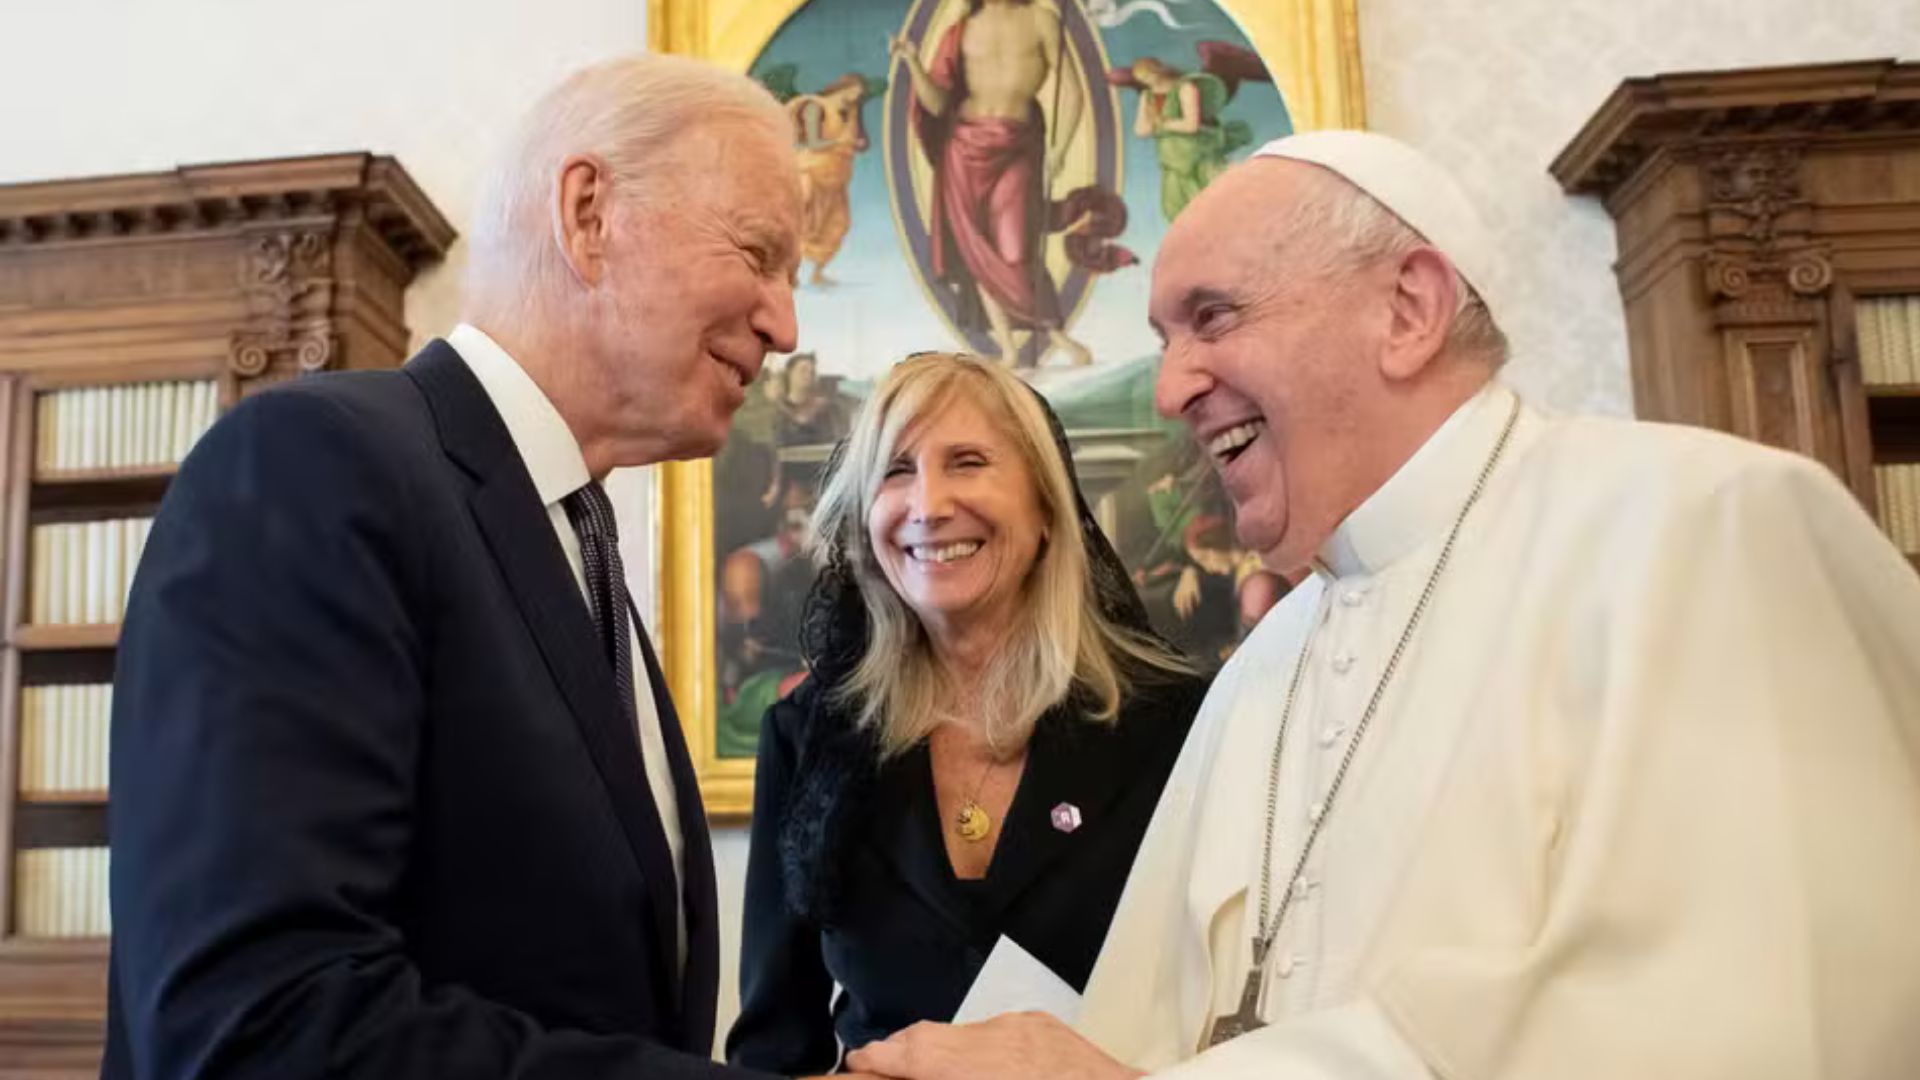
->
[808,353,1188,758]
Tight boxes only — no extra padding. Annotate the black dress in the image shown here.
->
[725,669,1208,1073]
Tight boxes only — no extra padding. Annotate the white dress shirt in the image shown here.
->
[448,323,686,970]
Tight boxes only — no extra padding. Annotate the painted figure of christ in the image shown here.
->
[892,0,1095,367]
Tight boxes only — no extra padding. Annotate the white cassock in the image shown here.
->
[1077,381,1920,1079]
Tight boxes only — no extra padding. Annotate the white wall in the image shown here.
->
[5,0,1913,1054]
[0,0,666,612]
[1359,0,1920,416]
[3,0,637,332]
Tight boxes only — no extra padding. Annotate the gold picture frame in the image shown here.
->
[652,0,1364,818]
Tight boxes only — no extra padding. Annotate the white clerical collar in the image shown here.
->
[446,322,592,506]
[1317,381,1516,579]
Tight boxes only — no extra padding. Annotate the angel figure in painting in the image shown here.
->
[1109,43,1271,221]
[758,65,879,286]
[789,74,875,285]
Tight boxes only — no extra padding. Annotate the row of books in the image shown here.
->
[17,684,111,797]
[13,847,110,939]
[34,379,219,475]
[1858,296,1920,387]
[28,517,153,627]
[1873,464,1920,555]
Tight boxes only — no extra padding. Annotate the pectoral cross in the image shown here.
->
[1203,939,1269,1048]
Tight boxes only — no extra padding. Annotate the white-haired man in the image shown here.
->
[847,132,1920,1079]
[107,55,834,1079]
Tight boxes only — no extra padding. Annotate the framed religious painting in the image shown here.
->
[651,0,1363,815]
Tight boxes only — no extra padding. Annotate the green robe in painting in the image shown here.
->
[1151,73,1252,222]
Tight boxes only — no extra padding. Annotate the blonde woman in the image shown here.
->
[727,353,1207,1073]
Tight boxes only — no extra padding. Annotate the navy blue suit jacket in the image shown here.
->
[103,342,770,1080]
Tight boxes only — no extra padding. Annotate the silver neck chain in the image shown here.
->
[1252,395,1522,968]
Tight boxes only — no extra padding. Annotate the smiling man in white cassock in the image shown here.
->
[846,131,1920,1080]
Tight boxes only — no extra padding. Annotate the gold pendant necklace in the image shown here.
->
[955,801,993,842]
[955,753,1000,843]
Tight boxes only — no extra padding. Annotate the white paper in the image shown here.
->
[952,934,1082,1027]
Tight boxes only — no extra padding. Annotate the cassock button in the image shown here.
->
[1341,589,1366,607]
[1277,954,1301,978]
[1331,653,1355,675]
[1307,801,1325,824]
[1319,724,1345,747]
[1050,802,1083,834]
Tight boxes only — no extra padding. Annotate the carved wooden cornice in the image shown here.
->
[1704,142,1805,252]
[229,229,338,379]
[0,153,453,385]
[0,153,455,268]
[1698,142,1834,327]
[1551,59,1920,198]
[1553,59,1920,494]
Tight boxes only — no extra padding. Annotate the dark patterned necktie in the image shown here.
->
[562,481,637,728]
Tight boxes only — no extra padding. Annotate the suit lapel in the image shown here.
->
[630,600,719,1054]
[861,699,1187,943]
[405,343,683,1010]
[866,746,980,941]
[968,707,1153,923]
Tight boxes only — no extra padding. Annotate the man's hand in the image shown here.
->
[845,1013,1143,1080]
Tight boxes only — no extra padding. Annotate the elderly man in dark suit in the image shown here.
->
[104,54,831,1080]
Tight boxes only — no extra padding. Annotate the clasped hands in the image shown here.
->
[807,1011,1144,1080]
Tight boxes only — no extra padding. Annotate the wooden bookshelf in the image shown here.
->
[0,153,452,1075]
[1867,394,1920,463]
[1554,59,1920,571]
[30,466,174,513]
[13,804,107,850]
[11,626,118,652]
[16,792,107,807]
[32,464,177,486]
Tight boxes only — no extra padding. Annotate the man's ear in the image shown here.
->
[1378,246,1459,382]
[553,153,613,287]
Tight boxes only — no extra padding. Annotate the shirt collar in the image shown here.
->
[446,323,592,507]
[1316,380,1516,579]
